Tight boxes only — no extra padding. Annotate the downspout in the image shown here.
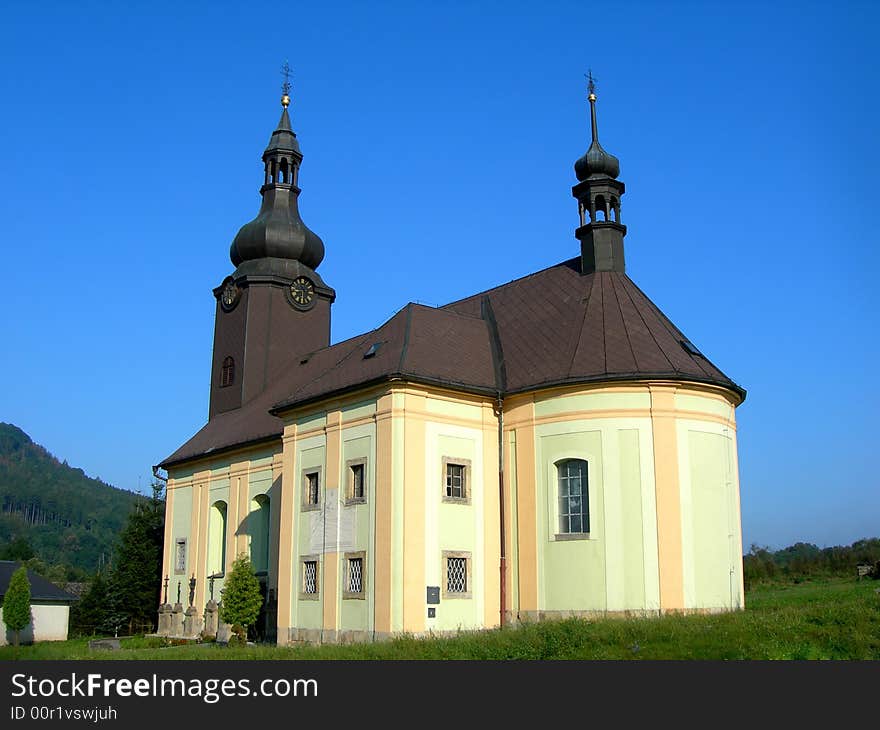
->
[495,393,506,627]
[481,294,508,629]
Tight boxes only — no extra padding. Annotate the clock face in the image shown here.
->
[288,276,315,309]
[220,281,240,311]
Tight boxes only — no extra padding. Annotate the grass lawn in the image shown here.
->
[2,577,878,660]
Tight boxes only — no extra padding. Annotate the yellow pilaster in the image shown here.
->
[402,391,426,633]
[229,461,249,563]
[650,384,685,610]
[374,393,394,634]
[482,402,501,628]
[508,399,538,614]
[160,481,174,599]
[276,425,297,645]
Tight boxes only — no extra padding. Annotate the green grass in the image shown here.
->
[3,578,878,660]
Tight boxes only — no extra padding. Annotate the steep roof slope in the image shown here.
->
[443,258,741,396]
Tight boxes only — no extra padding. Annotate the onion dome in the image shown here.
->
[230,94,325,271]
[574,76,620,181]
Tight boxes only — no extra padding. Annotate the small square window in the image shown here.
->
[442,457,471,504]
[442,550,472,599]
[302,469,321,511]
[345,459,367,505]
[300,557,319,600]
[343,551,366,599]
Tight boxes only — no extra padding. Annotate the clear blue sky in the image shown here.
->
[1,1,877,551]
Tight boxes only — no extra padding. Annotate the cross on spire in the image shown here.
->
[280,61,292,107]
[586,69,597,101]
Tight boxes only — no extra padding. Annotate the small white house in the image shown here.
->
[0,561,75,645]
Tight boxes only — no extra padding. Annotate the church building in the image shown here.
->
[156,79,746,644]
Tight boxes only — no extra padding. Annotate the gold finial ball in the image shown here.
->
[588,92,597,102]
[281,94,291,108]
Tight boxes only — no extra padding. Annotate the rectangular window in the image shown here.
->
[344,551,366,599]
[302,469,321,511]
[442,550,472,599]
[447,557,467,592]
[557,459,590,537]
[345,459,367,505]
[301,558,319,600]
[442,457,472,504]
[174,538,186,574]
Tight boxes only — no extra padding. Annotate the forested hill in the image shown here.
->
[0,422,140,572]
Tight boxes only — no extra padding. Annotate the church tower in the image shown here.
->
[572,73,626,274]
[209,80,335,418]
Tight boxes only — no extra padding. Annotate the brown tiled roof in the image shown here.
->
[160,258,743,468]
[443,258,741,395]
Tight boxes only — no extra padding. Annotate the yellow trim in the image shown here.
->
[481,403,501,627]
[161,485,174,596]
[507,399,538,613]
[374,394,394,634]
[275,427,297,644]
[650,385,685,610]
[402,391,426,632]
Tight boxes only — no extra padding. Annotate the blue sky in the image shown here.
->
[1,1,877,550]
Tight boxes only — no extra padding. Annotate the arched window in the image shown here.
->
[557,459,589,534]
[221,357,235,388]
[250,494,270,574]
[208,500,227,576]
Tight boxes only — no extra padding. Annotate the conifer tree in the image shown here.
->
[2,565,31,647]
[219,554,263,644]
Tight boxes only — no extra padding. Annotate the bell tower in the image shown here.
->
[572,73,627,274]
[209,70,335,418]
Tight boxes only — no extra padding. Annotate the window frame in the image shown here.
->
[441,456,472,505]
[343,551,366,600]
[174,538,187,575]
[220,356,235,388]
[345,458,368,506]
[441,550,472,599]
[299,555,320,600]
[554,458,591,541]
[301,467,322,512]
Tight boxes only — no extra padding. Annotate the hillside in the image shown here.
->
[0,422,140,572]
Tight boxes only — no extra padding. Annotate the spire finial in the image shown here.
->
[585,70,599,142]
[280,61,292,108]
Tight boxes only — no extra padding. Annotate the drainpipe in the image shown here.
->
[495,393,506,627]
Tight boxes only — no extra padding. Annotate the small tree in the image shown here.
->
[219,554,262,645]
[2,565,32,647]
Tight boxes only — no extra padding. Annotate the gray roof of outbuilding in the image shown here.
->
[0,562,77,603]
[160,258,743,469]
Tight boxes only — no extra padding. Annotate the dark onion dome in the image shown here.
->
[574,139,620,181]
[229,104,325,270]
[574,89,620,181]
[229,189,325,269]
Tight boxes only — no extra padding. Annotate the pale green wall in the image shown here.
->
[537,430,607,611]
[434,434,479,631]
[535,391,650,418]
[294,440,325,630]
[339,428,375,633]
[618,429,646,609]
[170,486,193,605]
[685,429,737,609]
